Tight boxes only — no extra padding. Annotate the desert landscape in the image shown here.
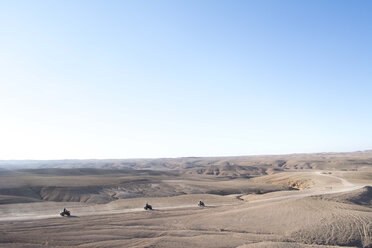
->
[0,151,371,248]
[2,0,371,247]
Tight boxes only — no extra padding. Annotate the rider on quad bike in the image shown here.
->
[144,203,152,210]
[60,208,71,216]
[198,200,205,207]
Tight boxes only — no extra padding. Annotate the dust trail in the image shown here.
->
[0,202,244,222]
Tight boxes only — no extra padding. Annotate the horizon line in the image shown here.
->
[1,149,371,162]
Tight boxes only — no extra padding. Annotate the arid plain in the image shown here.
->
[0,151,371,248]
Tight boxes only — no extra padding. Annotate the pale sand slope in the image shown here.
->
[0,171,371,248]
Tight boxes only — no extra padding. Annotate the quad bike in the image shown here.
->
[198,201,205,207]
[144,203,152,210]
[60,209,71,217]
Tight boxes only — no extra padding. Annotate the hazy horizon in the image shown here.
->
[0,149,371,163]
[1,1,372,159]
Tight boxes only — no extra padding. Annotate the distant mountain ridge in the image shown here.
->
[1,150,372,174]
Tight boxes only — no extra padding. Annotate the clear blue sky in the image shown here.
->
[0,0,371,159]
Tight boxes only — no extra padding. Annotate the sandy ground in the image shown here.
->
[0,171,371,248]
